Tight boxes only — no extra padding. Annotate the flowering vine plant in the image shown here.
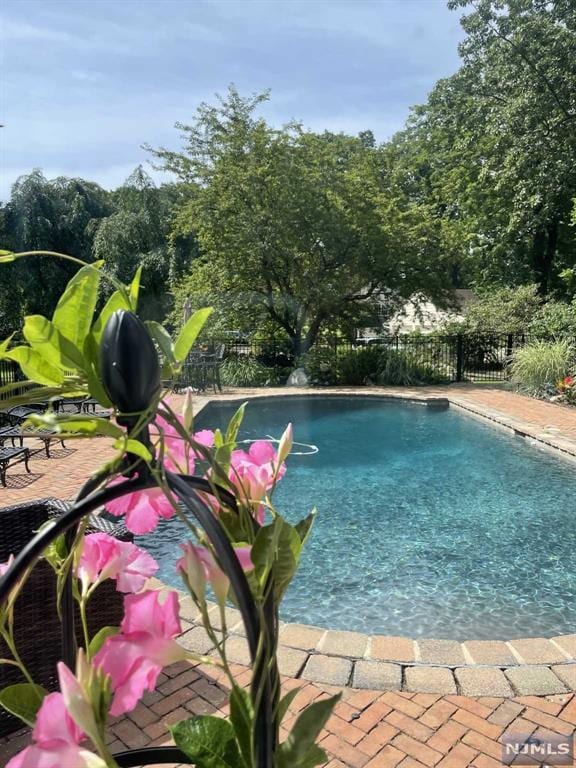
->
[556,375,575,405]
[0,252,338,768]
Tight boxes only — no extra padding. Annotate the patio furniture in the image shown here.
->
[61,396,101,413]
[0,405,44,427]
[175,346,225,393]
[0,446,30,486]
[0,425,22,447]
[0,425,66,458]
[202,344,225,392]
[175,350,208,392]
[0,498,130,737]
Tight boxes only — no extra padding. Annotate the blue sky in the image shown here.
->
[0,0,464,200]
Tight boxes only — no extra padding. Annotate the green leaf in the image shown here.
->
[225,402,246,449]
[277,688,299,724]
[0,684,46,727]
[0,250,15,262]
[214,402,247,472]
[294,510,316,545]
[91,289,132,342]
[82,333,113,407]
[23,315,85,371]
[0,334,14,354]
[129,265,143,310]
[3,346,64,386]
[53,263,102,347]
[88,626,119,657]
[116,438,153,461]
[277,694,340,768]
[171,715,242,768]
[146,321,177,367]
[173,307,213,362]
[229,685,253,768]
[28,412,123,438]
[251,518,302,600]
[43,533,68,570]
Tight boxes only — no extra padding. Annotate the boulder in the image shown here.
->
[286,367,309,386]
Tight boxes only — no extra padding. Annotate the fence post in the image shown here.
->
[456,334,464,382]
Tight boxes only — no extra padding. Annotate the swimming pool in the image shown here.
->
[140,396,576,640]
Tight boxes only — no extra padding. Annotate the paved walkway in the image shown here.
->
[2,656,575,767]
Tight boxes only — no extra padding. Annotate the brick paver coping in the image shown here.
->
[2,655,575,767]
[153,581,576,699]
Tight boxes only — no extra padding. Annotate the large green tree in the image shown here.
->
[151,89,450,354]
[393,0,576,296]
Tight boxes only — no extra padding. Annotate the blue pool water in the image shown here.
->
[140,396,576,640]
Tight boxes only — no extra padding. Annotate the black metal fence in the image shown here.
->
[197,332,537,384]
[0,333,540,395]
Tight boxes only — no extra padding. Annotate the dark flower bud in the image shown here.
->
[101,310,161,416]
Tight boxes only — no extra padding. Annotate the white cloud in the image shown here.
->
[0,17,74,43]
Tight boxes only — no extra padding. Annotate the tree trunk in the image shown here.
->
[532,220,559,296]
[289,315,324,360]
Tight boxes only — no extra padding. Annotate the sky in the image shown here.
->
[0,0,465,201]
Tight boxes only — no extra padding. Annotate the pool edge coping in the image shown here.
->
[180,387,576,696]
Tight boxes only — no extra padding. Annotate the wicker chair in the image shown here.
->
[0,498,131,737]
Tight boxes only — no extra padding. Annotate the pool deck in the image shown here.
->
[1,386,576,766]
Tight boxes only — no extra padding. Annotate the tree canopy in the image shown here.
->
[1,0,574,348]
[151,89,451,354]
[392,0,576,296]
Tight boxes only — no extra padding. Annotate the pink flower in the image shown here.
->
[0,554,14,577]
[77,533,158,593]
[229,438,287,522]
[151,405,215,473]
[6,692,105,768]
[176,542,253,605]
[105,482,176,534]
[94,590,186,715]
[193,429,215,451]
[152,412,191,472]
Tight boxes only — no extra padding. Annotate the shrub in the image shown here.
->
[510,340,574,395]
[338,347,382,385]
[220,354,271,387]
[528,300,576,339]
[377,349,448,386]
[302,346,339,385]
[456,285,542,334]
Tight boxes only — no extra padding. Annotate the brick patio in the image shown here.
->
[2,656,575,766]
[1,385,575,765]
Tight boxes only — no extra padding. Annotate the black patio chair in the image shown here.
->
[175,350,208,393]
[0,447,31,486]
[202,344,225,392]
[0,405,44,427]
[0,498,131,737]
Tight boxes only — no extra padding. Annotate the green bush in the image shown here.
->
[528,299,576,339]
[338,347,382,385]
[302,346,339,385]
[510,340,574,395]
[377,349,448,386]
[220,354,272,387]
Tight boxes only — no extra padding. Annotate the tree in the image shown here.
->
[393,0,576,295]
[151,89,451,355]
[0,171,111,335]
[92,167,196,321]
